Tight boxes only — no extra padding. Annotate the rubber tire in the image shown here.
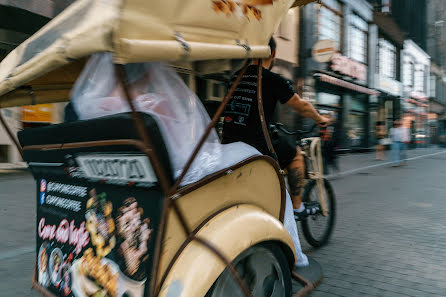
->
[301,178,336,248]
[205,242,292,297]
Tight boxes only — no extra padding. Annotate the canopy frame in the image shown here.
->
[0,1,320,296]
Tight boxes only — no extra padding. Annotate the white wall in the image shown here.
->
[274,7,299,65]
[0,107,21,163]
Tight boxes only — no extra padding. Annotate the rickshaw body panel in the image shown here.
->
[158,204,295,297]
[158,157,286,283]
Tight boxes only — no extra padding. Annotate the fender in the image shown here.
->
[158,204,296,297]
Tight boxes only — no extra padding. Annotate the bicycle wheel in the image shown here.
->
[301,178,336,248]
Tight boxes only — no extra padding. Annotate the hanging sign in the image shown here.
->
[312,40,337,63]
[330,53,367,81]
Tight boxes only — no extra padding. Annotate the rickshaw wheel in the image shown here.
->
[205,243,291,297]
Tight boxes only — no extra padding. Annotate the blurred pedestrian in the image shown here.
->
[400,124,411,165]
[375,121,387,160]
[389,120,404,167]
[320,112,339,175]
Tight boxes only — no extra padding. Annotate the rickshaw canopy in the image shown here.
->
[0,0,317,108]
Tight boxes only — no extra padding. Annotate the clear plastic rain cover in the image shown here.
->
[71,53,259,185]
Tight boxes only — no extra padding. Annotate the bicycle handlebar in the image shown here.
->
[270,123,317,136]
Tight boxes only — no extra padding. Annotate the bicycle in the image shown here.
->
[270,123,336,248]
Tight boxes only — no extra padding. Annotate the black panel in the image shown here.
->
[18,112,174,182]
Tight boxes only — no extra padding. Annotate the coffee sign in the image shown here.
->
[330,53,367,81]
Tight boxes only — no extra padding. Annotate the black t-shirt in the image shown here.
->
[222,65,295,154]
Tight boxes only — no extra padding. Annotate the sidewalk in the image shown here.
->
[0,147,444,178]
[0,161,27,170]
[326,146,446,178]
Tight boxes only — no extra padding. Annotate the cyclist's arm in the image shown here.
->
[285,94,330,127]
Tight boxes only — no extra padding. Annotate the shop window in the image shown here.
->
[378,39,396,79]
[348,113,366,147]
[429,75,436,98]
[403,59,414,89]
[195,77,208,101]
[414,65,425,93]
[207,80,227,101]
[0,145,8,163]
[385,100,394,129]
[350,97,366,112]
[317,0,343,50]
[212,83,221,98]
[2,109,11,118]
[348,14,368,64]
[317,92,341,107]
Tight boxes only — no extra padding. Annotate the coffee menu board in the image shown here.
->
[36,177,163,297]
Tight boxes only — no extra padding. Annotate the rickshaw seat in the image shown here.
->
[18,112,174,183]
[19,112,262,187]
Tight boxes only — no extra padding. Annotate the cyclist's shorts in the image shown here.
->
[272,134,297,169]
[223,135,296,169]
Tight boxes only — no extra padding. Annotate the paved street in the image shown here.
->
[301,147,446,297]
[1,147,446,297]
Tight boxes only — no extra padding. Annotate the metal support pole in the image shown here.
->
[170,61,251,193]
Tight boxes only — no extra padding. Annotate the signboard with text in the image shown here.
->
[22,104,53,123]
[330,53,367,81]
[375,74,403,97]
[312,40,337,63]
[34,154,164,297]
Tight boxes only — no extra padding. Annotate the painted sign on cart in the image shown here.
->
[36,177,164,297]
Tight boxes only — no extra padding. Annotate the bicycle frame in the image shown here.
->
[301,137,328,217]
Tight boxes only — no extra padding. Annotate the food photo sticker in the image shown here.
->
[38,241,50,287]
[78,248,118,297]
[50,248,63,286]
[60,263,72,296]
[116,197,153,282]
[85,189,116,258]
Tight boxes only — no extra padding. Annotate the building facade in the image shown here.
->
[391,0,428,51]
[0,1,74,164]
[372,10,404,134]
[271,7,301,131]
[298,0,378,151]
[400,40,430,146]
[426,0,446,145]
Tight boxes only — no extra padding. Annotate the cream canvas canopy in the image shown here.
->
[0,0,316,108]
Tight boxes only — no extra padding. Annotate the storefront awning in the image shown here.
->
[315,73,380,95]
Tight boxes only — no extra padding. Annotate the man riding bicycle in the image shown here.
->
[222,37,331,221]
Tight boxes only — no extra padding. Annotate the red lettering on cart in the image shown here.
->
[38,218,56,240]
[56,219,70,243]
[38,218,90,254]
[69,221,90,254]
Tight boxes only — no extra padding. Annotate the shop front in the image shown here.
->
[375,74,403,132]
[401,91,429,147]
[428,100,446,145]
[310,54,379,151]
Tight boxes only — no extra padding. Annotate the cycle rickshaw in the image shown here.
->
[0,0,326,297]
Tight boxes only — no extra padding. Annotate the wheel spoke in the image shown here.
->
[302,179,335,247]
[247,253,274,296]
[270,279,284,297]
